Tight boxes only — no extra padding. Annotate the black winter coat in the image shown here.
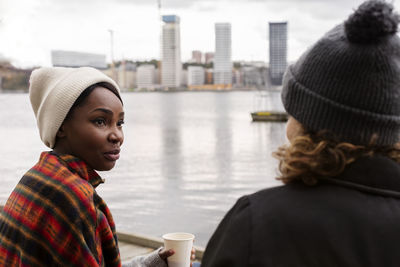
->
[202,155,400,267]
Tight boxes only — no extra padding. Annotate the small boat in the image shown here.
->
[251,111,288,122]
[250,87,287,122]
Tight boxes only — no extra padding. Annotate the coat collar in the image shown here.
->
[40,151,105,188]
[321,155,400,198]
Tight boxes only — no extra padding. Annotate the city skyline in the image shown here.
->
[1,0,380,68]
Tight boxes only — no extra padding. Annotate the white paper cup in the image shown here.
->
[162,232,195,267]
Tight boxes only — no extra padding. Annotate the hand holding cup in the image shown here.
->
[162,232,195,267]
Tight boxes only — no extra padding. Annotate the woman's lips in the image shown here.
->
[104,150,120,161]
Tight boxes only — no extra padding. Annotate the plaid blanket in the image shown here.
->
[0,151,121,266]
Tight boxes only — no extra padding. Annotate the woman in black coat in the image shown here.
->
[202,1,400,266]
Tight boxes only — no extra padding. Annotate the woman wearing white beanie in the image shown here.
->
[0,67,190,266]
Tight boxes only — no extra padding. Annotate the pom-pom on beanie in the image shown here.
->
[29,67,120,149]
[282,0,400,146]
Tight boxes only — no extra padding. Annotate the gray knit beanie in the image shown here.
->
[29,67,120,149]
[282,0,400,146]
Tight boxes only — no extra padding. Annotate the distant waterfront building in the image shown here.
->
[137,64,155,89]
[188,66,205,86]
[205,69,213,84]
[0,62,32,92]
[239,61,267,68]
[51,50,107,69]
[191,51,202,64]
[155,68,161,84]
[181,69,188,87]
[242,66,264,87]
[233,69,242,86]
[214,23,232,86]
[116,61,136,90]
[161,15,182,88]
[205,52,214,64]
[269,22,287,85]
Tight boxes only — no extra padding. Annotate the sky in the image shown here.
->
[0,0,394,68]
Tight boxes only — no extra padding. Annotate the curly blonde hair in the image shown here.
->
[273,131,400,185]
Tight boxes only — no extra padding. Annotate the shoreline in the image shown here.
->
[0,87,282,94]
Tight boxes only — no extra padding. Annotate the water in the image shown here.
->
[0,91,286,247]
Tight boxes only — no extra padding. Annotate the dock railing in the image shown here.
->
[117,231,204,260]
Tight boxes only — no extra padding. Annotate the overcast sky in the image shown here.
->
[0,0,393,68]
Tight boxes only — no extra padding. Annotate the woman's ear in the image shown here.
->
[286,117,304,143]
[56,124,67,138]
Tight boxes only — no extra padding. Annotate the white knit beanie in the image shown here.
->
[29,66,120,149]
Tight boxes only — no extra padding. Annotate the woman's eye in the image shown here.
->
[93,118,106,126]
[117,120,125,127]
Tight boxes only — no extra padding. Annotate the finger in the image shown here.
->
[191,247,196,260]
[159,249,175,260]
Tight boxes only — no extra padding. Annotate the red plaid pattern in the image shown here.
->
[0,152,121,266]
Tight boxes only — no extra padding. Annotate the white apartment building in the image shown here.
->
[161,15,182,88]
[137,64,155,89]
[51,50,107,69]
[214,23,232,85]
[188,66,205,86]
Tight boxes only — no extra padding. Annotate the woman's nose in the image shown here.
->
[108,128,123,145]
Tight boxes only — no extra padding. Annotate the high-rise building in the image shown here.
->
[51,50,107,69]
[269,22,287,85]
[137,64,155,89]
[191,51,202,64]
[161,15,181,88]
[214,23,232,86]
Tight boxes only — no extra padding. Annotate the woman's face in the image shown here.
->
[286,116,303,142]
[58,87,124,171]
